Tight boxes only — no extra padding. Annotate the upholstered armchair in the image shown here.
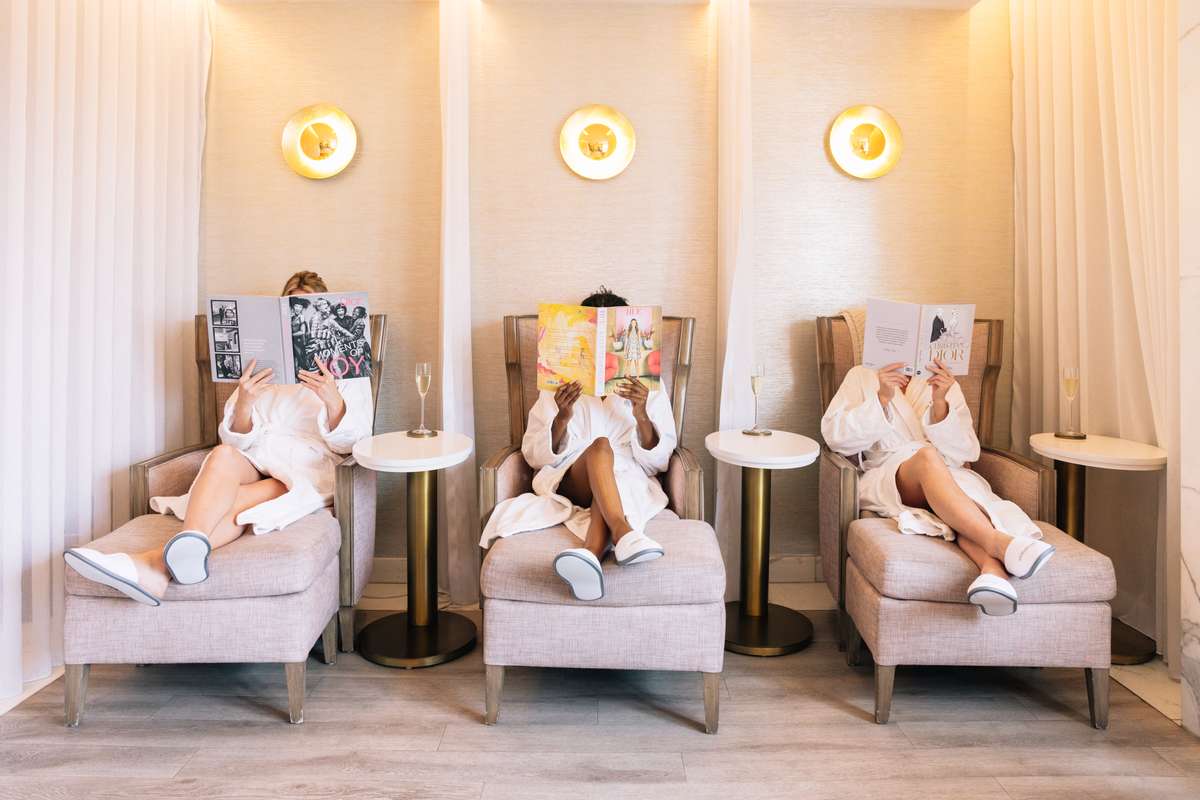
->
[62,314,386,726]
[815,315,1116,728]
[478,315,726,733]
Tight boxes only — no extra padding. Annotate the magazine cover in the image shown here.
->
[287,292,372,382]
[536,303,662,396]
[603,305,661,394]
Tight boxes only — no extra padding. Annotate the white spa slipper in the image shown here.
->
[64,548,161,607]
[614,530,664,566]
[967,574,1018,617]
[163,530,212,585]
[554,548,605,601]
[1004,537,1056,580]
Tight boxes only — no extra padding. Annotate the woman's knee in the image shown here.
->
[205,444,245,475]
[585,437,613,460]
[911,446,946,473]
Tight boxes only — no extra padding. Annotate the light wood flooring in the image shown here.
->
[2,608,1198,800]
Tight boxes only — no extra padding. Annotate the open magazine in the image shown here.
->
[862,298,975,376]
[536,303,662,396]
[206,292,372,384]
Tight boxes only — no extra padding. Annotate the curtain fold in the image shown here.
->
[1010,0,1178,662]
[0,0,210,702]
[714,0,756,600]
[437,0,479,605]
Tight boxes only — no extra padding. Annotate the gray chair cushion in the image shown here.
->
[65,509,339,601]
[481,511,726,607]
[847,517,1116,604]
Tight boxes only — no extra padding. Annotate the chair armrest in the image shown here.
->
[818,447,858,611]
[972,446,1056,523]
[335,455,377,607]
[479,444,532,532]
[664,446,704,521]
[129,444,214,518]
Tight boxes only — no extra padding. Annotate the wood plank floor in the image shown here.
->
[2,609,1197,800]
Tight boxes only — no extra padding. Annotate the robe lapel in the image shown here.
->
[892,378,928,442]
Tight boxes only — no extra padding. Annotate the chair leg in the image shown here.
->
[321,614,338,666]
[284,661,306,724]
[485,665,504,725]
[702,671,720,734]
[1085,667,1110,730]
[846,620,865,667]
[836,609,848,652]
[338,606,356,653]
[64,664,89,728]
[874,665,896,724]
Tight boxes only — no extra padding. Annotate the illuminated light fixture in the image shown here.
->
[281,104,358,179]
[828,105,903,179]
[559,104,636,180]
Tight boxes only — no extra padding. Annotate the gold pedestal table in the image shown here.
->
[351,431,476,668]
[705,429,821,656]
[1030,432,1167,666]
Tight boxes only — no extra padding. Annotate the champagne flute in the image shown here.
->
[743,364,772,436]
[408,361,436,438]
[1056,366,1086,439]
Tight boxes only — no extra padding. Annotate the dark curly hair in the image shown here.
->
[580,285,628,307]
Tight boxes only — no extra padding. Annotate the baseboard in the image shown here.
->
[371,555,822,585]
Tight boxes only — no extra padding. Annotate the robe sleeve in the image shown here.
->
[219,389,263,451]
[629,390,676,475]
[923,382,980,465]
[317,378,375,455]
[522,390,578,469]
[820,366,894,456]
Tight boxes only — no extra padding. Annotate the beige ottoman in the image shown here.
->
[480,511,727,732]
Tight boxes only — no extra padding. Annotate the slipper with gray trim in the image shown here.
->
[967,574,1018,617]
[163,530,212,585]
[554,548,605,601]
[64,548,161,607]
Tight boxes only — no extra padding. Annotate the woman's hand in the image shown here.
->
[876,362,910,408]
[230,359,273,433]
[926,358,957,404]
[554,381,582,421]
[614,376,650,420]
[299,359,346,429]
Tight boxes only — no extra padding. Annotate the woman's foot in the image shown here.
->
[967,574,1018,616]
[1003,537,1055,579]
[64,549,163,606]
[163,530,212,585]
[554,548,605,601]
[614,530,664,566]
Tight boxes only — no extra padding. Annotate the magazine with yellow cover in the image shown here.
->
[536,303,663,396]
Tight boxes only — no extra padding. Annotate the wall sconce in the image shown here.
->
[281,104,358,179]
[559,104,636,180]
[828,105,903,179]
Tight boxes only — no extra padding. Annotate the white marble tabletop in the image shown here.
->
[352,431,474,473]
[1029,432,1167,472]
[705,429,821,470]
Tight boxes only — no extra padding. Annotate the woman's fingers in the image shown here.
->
[315,358,332,377]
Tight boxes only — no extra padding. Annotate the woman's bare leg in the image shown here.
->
[895,446,1014,561]
[956,536,1008,578]
[581,509,612,560]
[560,438,635,544]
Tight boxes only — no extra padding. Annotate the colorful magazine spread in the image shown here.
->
[536,303,663,396]
[206,292,372,384]
[862,298,975,376]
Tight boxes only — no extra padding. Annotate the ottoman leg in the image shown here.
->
[285,661,306,724]
[485,665,505,725]
[874,665,896,724]
[64,664,89,728]
[1085,667,1110,730]
[702,671,720,734]
[321,614,338,666]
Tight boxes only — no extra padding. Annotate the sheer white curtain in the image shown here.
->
[437,0,479,604]
[1010,0,1179,662]
[714,0,756,600]
[0,0,210,702]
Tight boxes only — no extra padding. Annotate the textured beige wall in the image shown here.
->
[751,0,1013,556]
[469,2,720,488]
[202,0,441,556]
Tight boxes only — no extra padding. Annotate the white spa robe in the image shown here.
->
[821,365,1041,541]
[151,379,373,534]
[479,389,677,547]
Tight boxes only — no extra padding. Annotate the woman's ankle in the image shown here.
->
[989,531,1015,560]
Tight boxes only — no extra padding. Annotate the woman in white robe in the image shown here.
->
[480,289,676,602]
[821,360,1055,616]
[65,271,373,606]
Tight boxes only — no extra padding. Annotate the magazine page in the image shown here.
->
[862,298,922,375]
[207,296,288,383]
[603,305,662,395]
[916,303,975,376]
[285,292,372,382]
[536,303,600,395]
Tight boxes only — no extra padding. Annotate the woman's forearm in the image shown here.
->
[635,414,658,450]
[229,403,254,434]
[930,398,949,425]
[325,396,347,430]
[551,414,569,453]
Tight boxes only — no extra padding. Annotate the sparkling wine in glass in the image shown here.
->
[1056,366,1085,439]
[408,361,436,438]
[743,364,771,436]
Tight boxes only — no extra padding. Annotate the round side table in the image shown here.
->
[351,431,476,668]
[705,429,821,656]
[1029,432,1167,666]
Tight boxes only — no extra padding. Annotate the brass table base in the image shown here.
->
[1111,619,1156,666]
[725,601,814,657]
[357,611,477,669]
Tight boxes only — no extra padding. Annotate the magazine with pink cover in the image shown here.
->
[536,303,662,396]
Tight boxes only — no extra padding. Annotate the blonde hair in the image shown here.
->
[281,270,329,296]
